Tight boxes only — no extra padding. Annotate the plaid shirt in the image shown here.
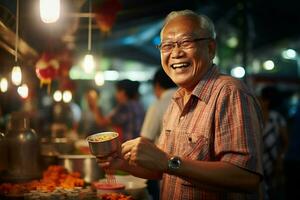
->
[158,65,263,200]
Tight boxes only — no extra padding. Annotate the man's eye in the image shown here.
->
[180,40,193,47]
[162,43,173,49]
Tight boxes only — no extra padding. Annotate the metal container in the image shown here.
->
[58,154,104,183]
[52,138,75,154]
[3,112,41,182]
[86,132,120,158]
[39,137,75,170]
[40,137,75,156]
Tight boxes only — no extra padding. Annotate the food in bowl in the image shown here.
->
[87,132,118,142]
[0,165,84,196]
[86,132,120,158]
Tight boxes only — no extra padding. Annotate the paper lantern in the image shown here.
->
[35,52,59,92]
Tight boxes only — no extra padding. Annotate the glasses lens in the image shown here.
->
[158,38,210,52]
[180,40,194,48]
[160,42,173,52]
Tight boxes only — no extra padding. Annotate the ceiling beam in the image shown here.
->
[0,21,38,63]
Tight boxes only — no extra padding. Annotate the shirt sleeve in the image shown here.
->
[214,85,263,175]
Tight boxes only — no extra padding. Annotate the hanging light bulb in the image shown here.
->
[0,78,8,93]
[83,0,95,73]
[40,0,60,23]
[12,0,22,86]
[83,54,95,73]
[17,83,29,99]
[12,66,22,86]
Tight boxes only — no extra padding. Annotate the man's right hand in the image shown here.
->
[96,140,130,171]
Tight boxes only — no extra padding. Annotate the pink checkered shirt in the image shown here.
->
[158,65,263,200]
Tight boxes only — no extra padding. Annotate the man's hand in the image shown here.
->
[96,140,128,171]
[96,137,165,180]
[121,137,169,172]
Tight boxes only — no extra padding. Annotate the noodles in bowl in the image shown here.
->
[86,132,120,158]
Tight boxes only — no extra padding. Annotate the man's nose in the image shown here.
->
[171,44,184,57]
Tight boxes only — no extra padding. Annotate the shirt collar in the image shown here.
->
[173,64,220,104]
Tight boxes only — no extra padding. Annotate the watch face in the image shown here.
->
[169,156,181,170]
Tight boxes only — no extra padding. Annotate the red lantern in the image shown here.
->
[35,52,59,92]
[94,0,122,33]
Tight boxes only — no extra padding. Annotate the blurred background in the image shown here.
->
[0,0,299,132]
[0,0,300,199]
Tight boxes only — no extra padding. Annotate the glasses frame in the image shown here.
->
[156,37,212,52]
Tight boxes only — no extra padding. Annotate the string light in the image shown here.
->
[83,0,95,73]
[11,0,22,86]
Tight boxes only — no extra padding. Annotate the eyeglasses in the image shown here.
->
[157,37,212,52]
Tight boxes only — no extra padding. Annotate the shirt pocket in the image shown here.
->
[183,132,209,160]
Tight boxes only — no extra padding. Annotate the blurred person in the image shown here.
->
[79,88,107,136]
[97,10,264,199]
[284,91,300,200]
[259,86,288,200]
[141,68,177,143]
[89,79,145,142]
[140,68,177,199]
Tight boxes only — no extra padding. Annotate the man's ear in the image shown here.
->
[208,39,217,61]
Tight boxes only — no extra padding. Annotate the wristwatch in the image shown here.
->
[167,156,182,172]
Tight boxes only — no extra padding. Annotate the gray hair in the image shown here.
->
[161,10,216,39]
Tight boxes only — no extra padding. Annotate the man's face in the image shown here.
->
[160,16,215,91]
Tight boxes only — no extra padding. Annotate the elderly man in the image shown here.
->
[99,10,263,200]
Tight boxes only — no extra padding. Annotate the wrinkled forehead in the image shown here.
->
[161,16,203,39]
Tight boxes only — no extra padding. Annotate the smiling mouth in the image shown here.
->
[171,62,190,69]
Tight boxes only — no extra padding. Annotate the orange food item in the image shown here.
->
[0,165,84,196]
[100,193,134,200]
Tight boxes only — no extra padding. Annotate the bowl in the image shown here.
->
[125,181,147,199]
[92,182,125,195]
[52,138,75,154]
[111,175,148,199]
[86,132,120,159]
[114,175,147,184]
[58,154,104,183]
[40,137,74,156]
